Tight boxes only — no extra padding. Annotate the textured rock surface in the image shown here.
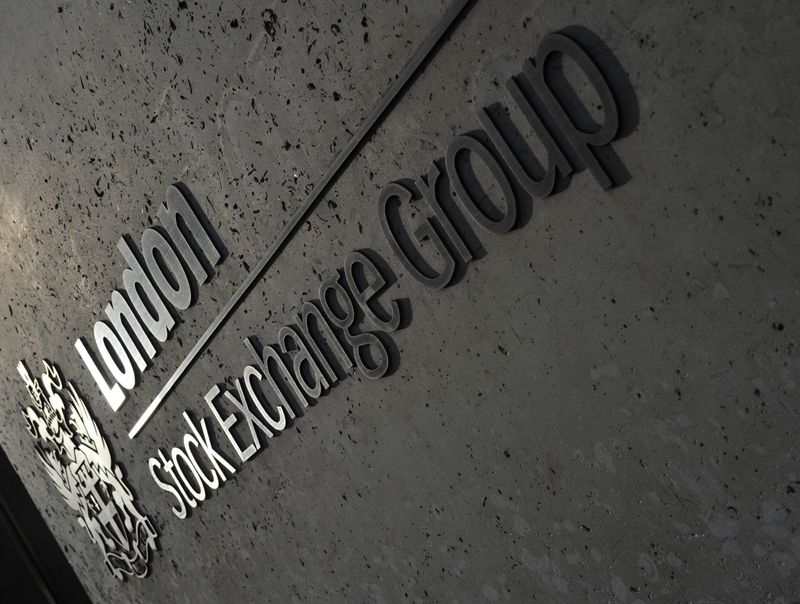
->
[0,0,799,602]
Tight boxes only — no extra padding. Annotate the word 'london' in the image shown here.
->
[74,183,223,412]
[146,30,635,519]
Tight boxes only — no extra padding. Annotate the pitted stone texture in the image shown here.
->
[0,1,799,602]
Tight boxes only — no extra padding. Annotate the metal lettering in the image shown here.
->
[243,365,288,432]
[149,457,186,520]
[278,325,330,399]
[141,227,192,312]
[297,300,353,380]
[344,251,401,332]
[117,236,174,343]
[445,134,518,234]
[415,163,472,263]
[478,75,572,198]
[158,183,222,286]
[171,446,205,505]
[183,432,220,490]
[158,449,193,510]
[181,411,236,480]
[74,337,126,412]
[244,338,309,419]
[204,384,258,463]
[104,290,156,372]
[529,32,620,189]
[93,320,136,391]
[378,181,456,289]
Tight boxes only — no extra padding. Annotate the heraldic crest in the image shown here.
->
[18,359,157,580]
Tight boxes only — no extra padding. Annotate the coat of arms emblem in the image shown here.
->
[18,359,157,580]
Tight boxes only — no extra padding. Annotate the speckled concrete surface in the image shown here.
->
[1,1,799,602]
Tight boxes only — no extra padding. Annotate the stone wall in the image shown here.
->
[0,1,798,601]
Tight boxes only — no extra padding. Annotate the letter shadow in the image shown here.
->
[183,408,241,490]
[349,248,408,377]
[171,182,229,270]
[460,128,538,232]
[530,25,640,188]
[394,166,487,288]
[244,335,308,421]
[357,247,413,331]
[120,232,186,336]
